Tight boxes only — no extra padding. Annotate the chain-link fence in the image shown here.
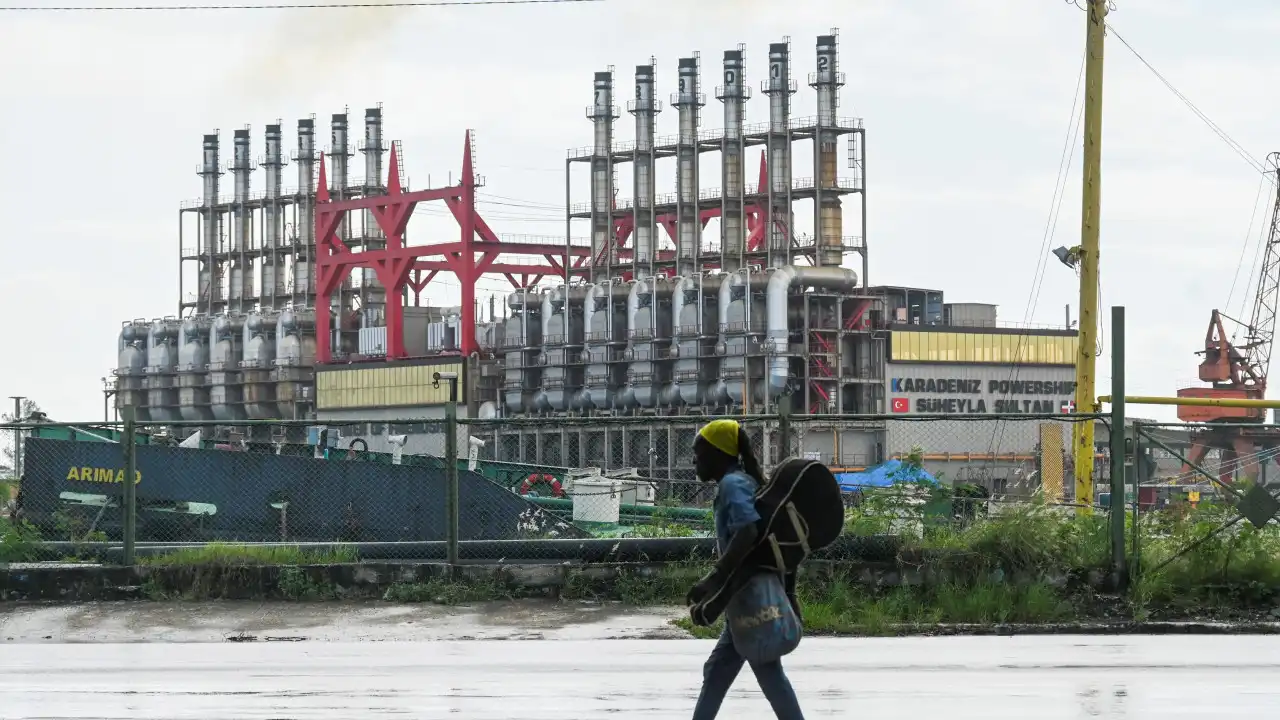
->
[2,412,1108,565]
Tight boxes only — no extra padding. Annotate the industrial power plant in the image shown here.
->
[108,30,1081,487]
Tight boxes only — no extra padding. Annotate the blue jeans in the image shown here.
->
[691,626,805,720]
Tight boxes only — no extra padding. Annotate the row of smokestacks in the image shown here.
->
[193,108,387,322]
[588,32,847,282]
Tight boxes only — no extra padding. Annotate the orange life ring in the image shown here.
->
[519,473,565,498]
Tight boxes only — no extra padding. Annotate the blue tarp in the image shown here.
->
[836,459,940,492]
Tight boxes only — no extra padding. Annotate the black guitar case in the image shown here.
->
[690,457,844,627]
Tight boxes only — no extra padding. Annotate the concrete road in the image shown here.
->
[4,635,1280,718]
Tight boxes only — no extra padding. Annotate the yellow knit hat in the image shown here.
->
[697,418,740,457]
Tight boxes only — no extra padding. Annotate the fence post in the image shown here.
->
[1107,305,1127,587]
[121,405,137,566]
[777,384,793,466]
[1130,421,1142,584]
[439,372,460,566]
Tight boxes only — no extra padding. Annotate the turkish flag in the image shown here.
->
[891,397,910,413]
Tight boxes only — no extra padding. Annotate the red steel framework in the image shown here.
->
[313,132,780,363]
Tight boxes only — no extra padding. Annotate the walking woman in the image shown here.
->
[684,418,805,720]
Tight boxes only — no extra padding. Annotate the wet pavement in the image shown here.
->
[3,605,1280,718]
[0,600,688,643]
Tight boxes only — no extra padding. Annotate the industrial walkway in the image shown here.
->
[3,634,1279,718]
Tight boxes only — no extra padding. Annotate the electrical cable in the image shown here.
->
[1063,1,1265,175]
[984,49,1086,463]
[1225,173,1270,328]
[0,0,604,10]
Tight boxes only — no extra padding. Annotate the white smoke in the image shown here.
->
[220,0,422,105]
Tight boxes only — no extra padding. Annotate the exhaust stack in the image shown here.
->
[588,71,619,281]
[763,40,797,269]
[261,122,286,309]
[812,31,846,268]
[198,133,223,314]
[230,128,254,311]
[629,63,661,281]
[717,48,750,273]
[293,118,317,307]
[672,56,704,277]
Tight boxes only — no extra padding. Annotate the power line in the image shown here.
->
[0,0,602,11]
[1108,27,1264,175]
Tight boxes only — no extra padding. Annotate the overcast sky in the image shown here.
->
[0,0,1275,423]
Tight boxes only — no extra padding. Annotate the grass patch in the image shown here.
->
[561,560,710,604]
[138,543,358,568]
[670,573,1075,637]
[0,516,41,563]
[383,573,522,605]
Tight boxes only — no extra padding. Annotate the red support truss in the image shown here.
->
[314,131,581,363]
[313,140,789,363]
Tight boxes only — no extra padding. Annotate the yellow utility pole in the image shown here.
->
[1072,0,1108,511]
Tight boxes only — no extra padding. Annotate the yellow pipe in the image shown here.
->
[1098,395,1280,409]
[1072,0,1108,514]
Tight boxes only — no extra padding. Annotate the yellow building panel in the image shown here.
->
[316,362,465,410]
[891,331,1077,365]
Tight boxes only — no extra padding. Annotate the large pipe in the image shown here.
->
[717,48,750,273]
[672,56,704,276]
[630,63,660,280]
[766,266,858,398]
[588,71,618,282]
[812,31,846,268]
[763,41,796,270]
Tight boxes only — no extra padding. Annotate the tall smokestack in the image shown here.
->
[587,70,618,281]
[812,31,846,268]
[261,122,286,310]
[763,40,796,269]
[329,112,352,327]
[672,55,704,277]
[717,47,750,273]
[361,106,387,326]
[230,127,254,312]
[198,133,223,314]
[294,118,316,308]
[630,62,661,280]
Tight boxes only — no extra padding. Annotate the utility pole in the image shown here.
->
[1072,0,1108,512]
[9,396,24,480]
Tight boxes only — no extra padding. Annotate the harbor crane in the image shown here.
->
[1177,152,1280,484]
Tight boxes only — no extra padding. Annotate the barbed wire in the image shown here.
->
[0,0,603,11]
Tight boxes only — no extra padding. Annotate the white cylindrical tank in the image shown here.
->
[208,315,246,421]
[241,312,279,419]
[176,316,213,421]
[114,320,151,422]
[144,318,181,422]
[571,475,622,525]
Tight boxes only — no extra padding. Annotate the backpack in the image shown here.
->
[689,457,844,627]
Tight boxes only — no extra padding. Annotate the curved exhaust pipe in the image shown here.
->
[766,265,858,398]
